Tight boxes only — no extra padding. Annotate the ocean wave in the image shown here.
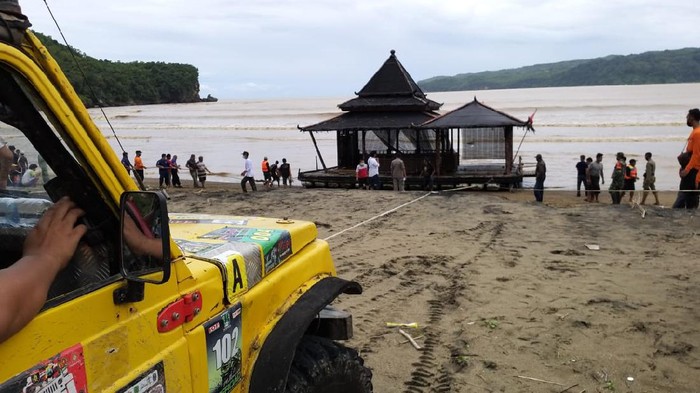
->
[96,124,302,131]
[99,122,684,131]
[532,136,686,143]
[107,112,339,121]
[503,104,686,111]
[535,122,684,127]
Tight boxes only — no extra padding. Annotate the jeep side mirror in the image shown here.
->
[119,191,171,284]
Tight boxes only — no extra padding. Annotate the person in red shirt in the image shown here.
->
[356,158,369,190]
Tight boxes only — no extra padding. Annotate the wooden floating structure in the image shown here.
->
[298,50,535,190]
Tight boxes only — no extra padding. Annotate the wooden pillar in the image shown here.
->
[416,128,422,153]
[308,131,327,170]
[396,129,400,152]
[457,127,461,159]
[505,126,513,174]
[362,130,367,160]
[435,129,442,176]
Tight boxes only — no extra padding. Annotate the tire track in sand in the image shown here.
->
[401,220,506,393]
[332,219,504,393]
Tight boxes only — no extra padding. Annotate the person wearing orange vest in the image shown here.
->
[623,158,638,203]
[261,156,271,188]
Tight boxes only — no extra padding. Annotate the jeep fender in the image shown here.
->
[248,276,362,393]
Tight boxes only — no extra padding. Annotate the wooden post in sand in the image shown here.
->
[307,130,327,170]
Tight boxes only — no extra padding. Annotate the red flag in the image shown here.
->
[526,109,537,132]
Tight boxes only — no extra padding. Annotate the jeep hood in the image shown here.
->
[168,213,318,297]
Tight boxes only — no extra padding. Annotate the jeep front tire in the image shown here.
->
[285,335,373,393]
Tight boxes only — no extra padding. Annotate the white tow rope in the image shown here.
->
[323,186,472,242]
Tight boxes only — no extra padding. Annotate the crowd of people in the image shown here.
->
[0,142,48,188]
[567,151,657,205]
[120,149,293,193]
[242,152,293,192]
[534,108,700,208]
[354,150,435,192]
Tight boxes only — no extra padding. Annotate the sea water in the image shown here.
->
[91,83,699,191]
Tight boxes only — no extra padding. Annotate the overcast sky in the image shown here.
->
[20,0,698,100]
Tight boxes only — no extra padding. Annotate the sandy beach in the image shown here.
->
[161,180,699,392]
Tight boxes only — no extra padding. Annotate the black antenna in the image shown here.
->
[41,0,126,153]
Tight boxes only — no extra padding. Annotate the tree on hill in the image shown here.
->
[34,31,202,107]
[417,48,700,92]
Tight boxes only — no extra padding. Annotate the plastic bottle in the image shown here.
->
[0,197,52,227]
[0,198,21,226]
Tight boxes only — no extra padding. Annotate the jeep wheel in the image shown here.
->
[285,335,373,393]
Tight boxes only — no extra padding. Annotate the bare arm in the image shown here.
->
[123,212,164,258]
[0,197,86,342]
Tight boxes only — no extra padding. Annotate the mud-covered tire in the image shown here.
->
[285,335,373,393]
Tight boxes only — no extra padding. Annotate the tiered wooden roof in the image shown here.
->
[300,50,441,132]
[419,97,528,129]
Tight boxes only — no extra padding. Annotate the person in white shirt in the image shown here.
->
[367,151,380,190]
[240,151,257,192]
[20,163,41,187]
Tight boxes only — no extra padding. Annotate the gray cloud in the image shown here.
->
[21,0,697,99]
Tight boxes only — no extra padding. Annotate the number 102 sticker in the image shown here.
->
[204,303,243,393]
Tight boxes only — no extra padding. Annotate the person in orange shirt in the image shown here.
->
[676,109,700,209]
[133,150,146,181]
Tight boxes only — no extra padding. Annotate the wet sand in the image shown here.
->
[160,180,699,392]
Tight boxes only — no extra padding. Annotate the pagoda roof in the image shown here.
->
[300,111,439,132]
[338,50,442,112]
[418,97,528,129]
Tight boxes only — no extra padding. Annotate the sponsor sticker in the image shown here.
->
[0,344,88,392]
[117,361,165,393]
[204,304,243,393]
[199,227,291,273]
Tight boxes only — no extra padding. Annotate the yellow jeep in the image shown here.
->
[0,2,372,392]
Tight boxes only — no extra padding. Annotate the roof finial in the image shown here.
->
[390,49,396,56]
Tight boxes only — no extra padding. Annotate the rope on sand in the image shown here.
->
[323,186,473,242]
[323,182,695,241]
[630,191,647,218]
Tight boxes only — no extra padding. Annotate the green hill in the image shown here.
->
[34,32,203,107]
[417,48,700,92]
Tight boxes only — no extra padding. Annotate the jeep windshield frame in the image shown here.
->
[0,63,123,306]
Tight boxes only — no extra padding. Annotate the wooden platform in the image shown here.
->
[297,167,533,190]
